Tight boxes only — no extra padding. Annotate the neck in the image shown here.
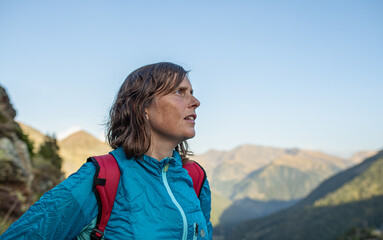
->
[145,137,177,161]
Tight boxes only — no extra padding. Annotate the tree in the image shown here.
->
[37,135,62,170]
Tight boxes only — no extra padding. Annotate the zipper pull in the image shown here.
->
[163,163,169,172]
[195,223,199,236]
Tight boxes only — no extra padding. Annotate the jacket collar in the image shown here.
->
[111,147,182,176]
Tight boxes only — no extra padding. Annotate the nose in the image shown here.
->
[190,95,200,109]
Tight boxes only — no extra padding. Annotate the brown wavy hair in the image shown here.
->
[106,62,193,163]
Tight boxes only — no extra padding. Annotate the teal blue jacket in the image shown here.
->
[0,148,212,240]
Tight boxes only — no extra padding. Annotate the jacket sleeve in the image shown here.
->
[0,162,98,240]
[199,177,213,240]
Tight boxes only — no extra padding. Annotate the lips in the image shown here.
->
[184,114,197,121]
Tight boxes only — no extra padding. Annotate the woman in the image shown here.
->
[0,62,212,239]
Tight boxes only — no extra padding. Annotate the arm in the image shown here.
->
[199,178,213,240]
[0,162,98,240]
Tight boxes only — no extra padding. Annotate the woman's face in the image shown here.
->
[145,76,200,147]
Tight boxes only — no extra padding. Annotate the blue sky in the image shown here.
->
[1,0,382,157]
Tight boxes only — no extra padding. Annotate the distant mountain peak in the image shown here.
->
[60,130,104,143]
[59,129,111,177]
[64,130,94,138]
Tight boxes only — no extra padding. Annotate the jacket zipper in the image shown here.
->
[162,163,188,240]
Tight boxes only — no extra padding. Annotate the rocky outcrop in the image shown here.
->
[0,85,35,226]
[0,86,65,232]
[0,86,33,186]
[0,137,33,185]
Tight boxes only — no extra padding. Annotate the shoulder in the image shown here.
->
[35,162,97,216]
[61,162,96,201]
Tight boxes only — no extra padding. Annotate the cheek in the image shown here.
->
[161,104,175,116]
[158,102,181,121]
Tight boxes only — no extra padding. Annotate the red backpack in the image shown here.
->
[87,154,206,240]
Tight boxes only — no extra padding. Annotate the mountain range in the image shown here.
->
[226,150,383,240]
[193,145,377,228]
[194,145,352,201]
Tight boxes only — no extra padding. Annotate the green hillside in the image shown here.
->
[210,192,232,226]
[214,197,297,237]
[314,154,383,207]
[230,164,324,201]
[227,150,383,240]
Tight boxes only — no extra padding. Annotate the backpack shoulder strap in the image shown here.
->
[183,161,207,198]
[87,154,121,240]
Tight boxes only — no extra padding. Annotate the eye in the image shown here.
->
[175,88,184,95]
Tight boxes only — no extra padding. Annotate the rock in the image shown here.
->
[0,85,64,225]
[0,85,34,220]
[0,87,16,119]
[0,137,33,187]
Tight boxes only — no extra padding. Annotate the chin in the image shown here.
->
[181,132,196,141]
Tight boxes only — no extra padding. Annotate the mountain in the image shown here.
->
[195,145,352,230]
[195,145,287,189]
[59,130,111,176]
[230,150,348,201]
[195,145,349,201]
[226,150,383,240]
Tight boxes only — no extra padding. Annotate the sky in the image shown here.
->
[1,0,382,158]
